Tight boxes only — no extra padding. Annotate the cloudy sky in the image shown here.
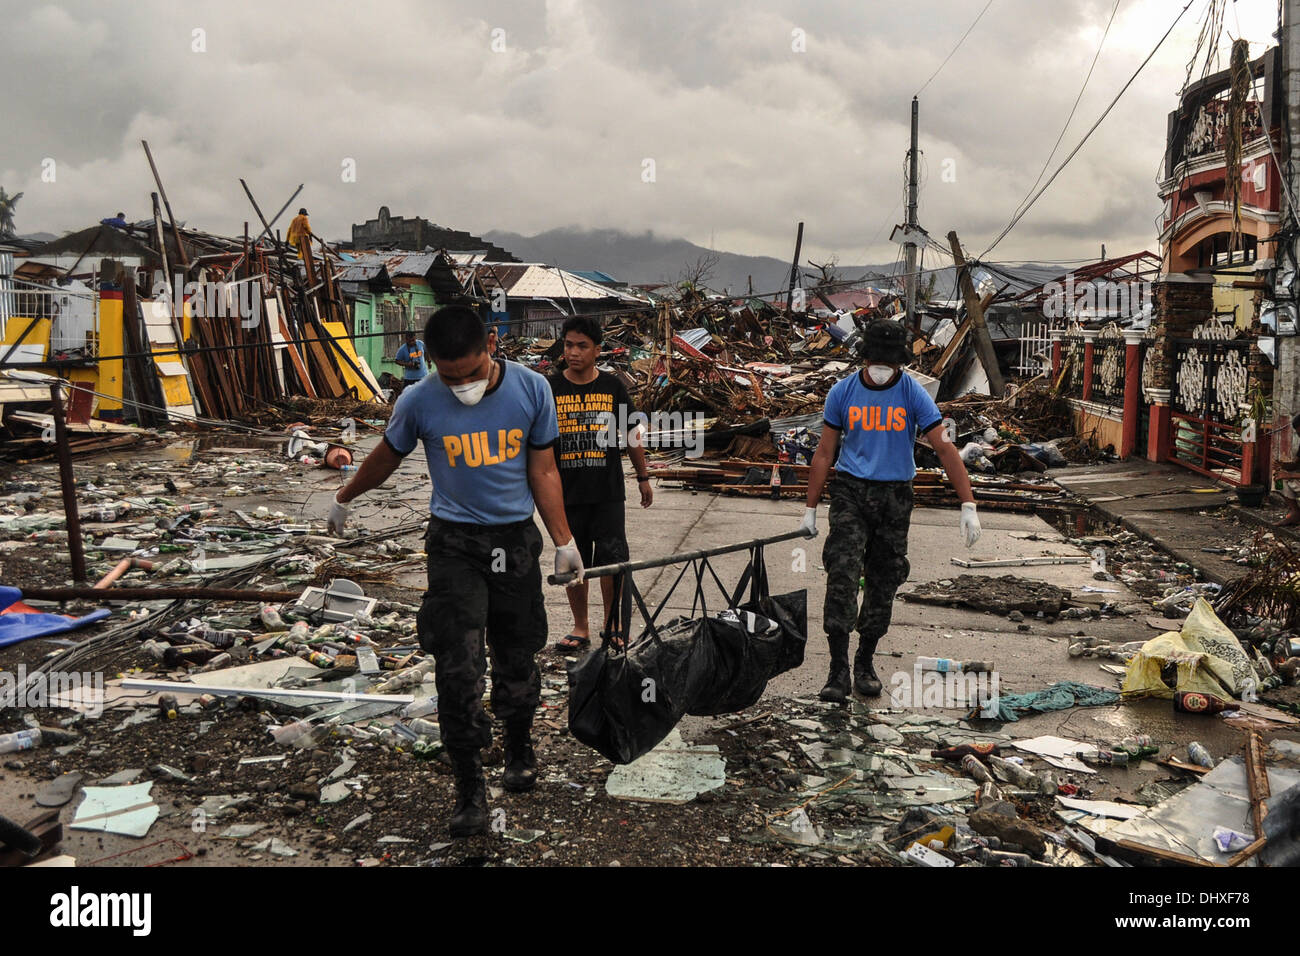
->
[0,0,1278,267]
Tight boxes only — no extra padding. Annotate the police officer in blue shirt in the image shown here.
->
[329,305,583,837]
[800,318,982,702]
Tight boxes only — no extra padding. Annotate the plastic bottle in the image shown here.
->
[201,628,252,649]
[986,754,1038,789]
[961,753,994,784]
[0,728,42,754]
[271,718,319,748]
[1188,741,1215,768]
[374,658,436,694]
[407,718,440,738]
[260,606,287,629]
[918,657,994,674]
[402,696,438,719]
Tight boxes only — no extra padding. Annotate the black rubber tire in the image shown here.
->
[0,812,42,856]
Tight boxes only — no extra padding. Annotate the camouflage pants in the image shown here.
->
[822,475,913,643]
[417,517,548,753]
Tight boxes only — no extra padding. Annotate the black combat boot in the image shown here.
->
[447,748,487,838]
[502,721,537,793]
[818,633,852,703]
[854,635,883,697]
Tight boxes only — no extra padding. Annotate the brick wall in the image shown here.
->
[1148,276,1214,390]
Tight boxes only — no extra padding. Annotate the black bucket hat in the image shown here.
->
[859,317,912,365]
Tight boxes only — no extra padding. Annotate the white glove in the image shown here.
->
[798,506,818,537]
[960,501,981,548]
[555,538,585,586]
[328,492,350,536]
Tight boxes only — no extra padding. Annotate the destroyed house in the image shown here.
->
[1025,45,1287,485]
[1,219,384,429]
[336,251,472,381]
[464,261,646,337]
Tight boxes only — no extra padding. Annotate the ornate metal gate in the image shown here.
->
[1169,316,1253,485]
[1092,322,1126,409]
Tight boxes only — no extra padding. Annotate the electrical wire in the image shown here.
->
[1008,0,1122,226]
[980,0,1199,258]
[915,0,996,96]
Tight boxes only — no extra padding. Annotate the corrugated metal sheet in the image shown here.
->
[489,264,639,301]
[333,263,388,284]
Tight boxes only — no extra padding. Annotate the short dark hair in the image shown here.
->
[561,315,602,346]
[299,208,308,215]
[426,305,488,360]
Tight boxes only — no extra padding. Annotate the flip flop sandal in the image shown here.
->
[555,634,590,651]
[35,772,84,808]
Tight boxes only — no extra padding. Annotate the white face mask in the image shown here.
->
[450,378,489,406]
[866,364,896,385]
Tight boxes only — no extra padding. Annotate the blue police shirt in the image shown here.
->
[383,359,558,524]
[822,369,944,482]
[394,340,428,380]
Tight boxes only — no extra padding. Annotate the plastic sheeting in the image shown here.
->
[0,586,111,648]
[1122,598,1255,700]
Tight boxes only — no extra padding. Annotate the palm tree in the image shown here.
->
[0,187,24,238]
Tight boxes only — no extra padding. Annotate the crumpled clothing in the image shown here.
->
[994,680,1120,722]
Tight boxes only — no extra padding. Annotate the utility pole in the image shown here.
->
[1277,0,1300,447]
[905,96,920,333]
[948,230,1006,397]
[785,221,804,314]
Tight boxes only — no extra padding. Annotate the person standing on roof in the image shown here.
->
[287,208,312,259]
[328,305,584,838]
[800,317,982,703]
[548,316,653,651]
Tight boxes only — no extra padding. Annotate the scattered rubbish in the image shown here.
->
[902,575,1073,616]
[70,782,160,838]
[1123,599,1258,701]
[950,555,1087,568]
[250,837,298,858]
[217,824,267,840]
[35,773,84,809]
[1188,742,1216,769]
[605,730,727,804]
[343,813,372,832]
[993,681,1119,722]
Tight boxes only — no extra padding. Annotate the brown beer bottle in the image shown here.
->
[1173,691,1239,715]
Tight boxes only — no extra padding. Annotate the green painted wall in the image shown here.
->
[350,282,439,383]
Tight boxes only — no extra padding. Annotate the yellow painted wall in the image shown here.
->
[1072,403,1125,456]
[1,317,51,358]
[1210,264,1257,331]
[96,296,124,413]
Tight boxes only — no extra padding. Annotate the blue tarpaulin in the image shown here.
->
[0,586,111,648]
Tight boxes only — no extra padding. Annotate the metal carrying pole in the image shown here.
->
[549,528,814,585]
